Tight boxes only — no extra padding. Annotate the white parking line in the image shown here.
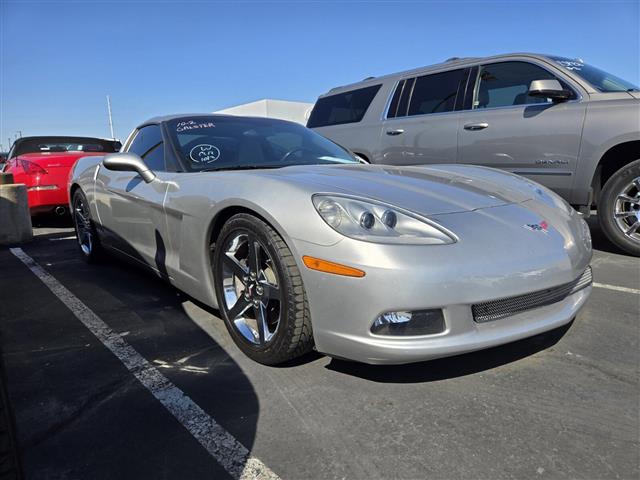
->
[9,247,280,480]
[49,236,76,241]
[593,282,640,295]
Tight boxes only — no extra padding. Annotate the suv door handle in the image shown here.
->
[464,122,489,131]
[386,129,404,136]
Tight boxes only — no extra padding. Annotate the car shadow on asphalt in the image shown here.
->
[586,215,629,256]
[324,322,573,383]
[31,213,73,228]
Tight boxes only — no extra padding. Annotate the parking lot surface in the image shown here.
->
[1,216,638,480]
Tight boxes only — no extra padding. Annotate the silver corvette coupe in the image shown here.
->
[69,114,593,365]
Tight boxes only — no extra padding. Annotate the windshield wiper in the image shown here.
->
[200,164,283,172]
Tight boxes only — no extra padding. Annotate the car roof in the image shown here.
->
[140,113,299,128]
[319,52,561,96]
[13,135,116,144]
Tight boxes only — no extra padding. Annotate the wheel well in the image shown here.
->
[594,141,640,193]
[208,206,272,250]
[69,183,81,198]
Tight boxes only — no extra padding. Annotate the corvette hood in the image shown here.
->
[265,164,537,216]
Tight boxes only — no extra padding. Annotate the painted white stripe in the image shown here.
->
[593,282,640,295]
[9,247,279,480]
[49,236,76,241]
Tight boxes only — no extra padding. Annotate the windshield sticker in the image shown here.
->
[555,59,583,71]
[190,144,220,163]
[176,120,216,132]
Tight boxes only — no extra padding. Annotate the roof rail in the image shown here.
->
[445,57,461,62]
[362,76,376,81]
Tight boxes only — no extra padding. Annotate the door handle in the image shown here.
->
[463,122,489,131]
[386,129,404,136]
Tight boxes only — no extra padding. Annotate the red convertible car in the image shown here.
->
[3,136,120,215]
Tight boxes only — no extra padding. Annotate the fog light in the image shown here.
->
[371,309,445,336]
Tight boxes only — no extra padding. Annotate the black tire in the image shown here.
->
[598,159,640,256]
[213,214,314,365]
[71,189,104,263]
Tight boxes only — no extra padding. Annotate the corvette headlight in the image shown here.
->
[580,218,592,251]
[313,194,457,245]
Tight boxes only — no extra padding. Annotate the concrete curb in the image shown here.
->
[0,173,33,246]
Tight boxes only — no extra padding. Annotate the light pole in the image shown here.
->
[106,95,115,139]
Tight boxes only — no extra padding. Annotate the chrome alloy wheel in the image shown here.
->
[613,176,640,244]
[221,233,281,345]
[73,195,93,255]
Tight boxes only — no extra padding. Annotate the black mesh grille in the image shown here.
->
[472,267,592,323]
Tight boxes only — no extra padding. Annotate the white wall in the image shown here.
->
[215,99,313,125]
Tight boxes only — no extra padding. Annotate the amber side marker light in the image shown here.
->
[302,256,366,278]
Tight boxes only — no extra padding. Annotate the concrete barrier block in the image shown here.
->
[0,184,33,245]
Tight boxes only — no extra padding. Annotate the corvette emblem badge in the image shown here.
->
[523,220,549,234]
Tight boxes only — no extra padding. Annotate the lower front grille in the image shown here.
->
[472,267,592,323]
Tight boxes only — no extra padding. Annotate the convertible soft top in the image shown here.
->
[9,136,121,158]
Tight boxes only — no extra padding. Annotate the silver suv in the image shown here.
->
[308,53,640,256]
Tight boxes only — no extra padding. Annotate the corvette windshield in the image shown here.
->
[167,116,358,171]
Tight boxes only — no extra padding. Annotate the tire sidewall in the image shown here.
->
[72,189,101,263]
[213,215,297,363]
[598,159,640,256]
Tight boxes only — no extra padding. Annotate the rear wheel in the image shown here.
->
[213,214,314,365]
[598,159,640,256]
[72,189,103,263]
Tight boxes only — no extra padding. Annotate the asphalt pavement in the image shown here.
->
[0,215,638,479]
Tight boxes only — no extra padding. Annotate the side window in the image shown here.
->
[386,80,405,119]
[408,69,465,116]
[473,61,574,109]
[141,143,165,171]
[127,125,166,171]
[307,84,381,128]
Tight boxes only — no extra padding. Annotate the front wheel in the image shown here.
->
[72,189,104,263]
[598,159,640,256]
[213,214,314,365]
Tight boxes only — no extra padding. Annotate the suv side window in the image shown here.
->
[127,125,166,171]
[407,69,466,116]
[473,61,575,109]
[307,84,381,128]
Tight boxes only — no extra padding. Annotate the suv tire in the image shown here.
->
[598,159,640,256]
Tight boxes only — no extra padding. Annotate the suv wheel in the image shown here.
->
[598,159,640,256]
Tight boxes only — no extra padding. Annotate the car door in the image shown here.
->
[458,60,587,200]
[95,124,171,274]
[378,68,469,165]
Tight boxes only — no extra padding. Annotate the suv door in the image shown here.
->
[378,68,468,165]
[95,124,171,273]
[458,60,587,200]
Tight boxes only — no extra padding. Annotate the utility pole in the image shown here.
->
[106,95,115,139]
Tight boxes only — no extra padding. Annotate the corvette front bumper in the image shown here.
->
[289,203,592,364]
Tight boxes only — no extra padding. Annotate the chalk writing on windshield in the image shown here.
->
[189,144,221,163]
[176,120,216,132]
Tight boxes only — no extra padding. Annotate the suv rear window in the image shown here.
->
[307,84,381,128]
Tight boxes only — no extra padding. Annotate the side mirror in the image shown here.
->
[528,79,571,102]
[103,152,156,183]
[354,154,369,164]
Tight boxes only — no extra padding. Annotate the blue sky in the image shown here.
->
[1,0,638,148]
